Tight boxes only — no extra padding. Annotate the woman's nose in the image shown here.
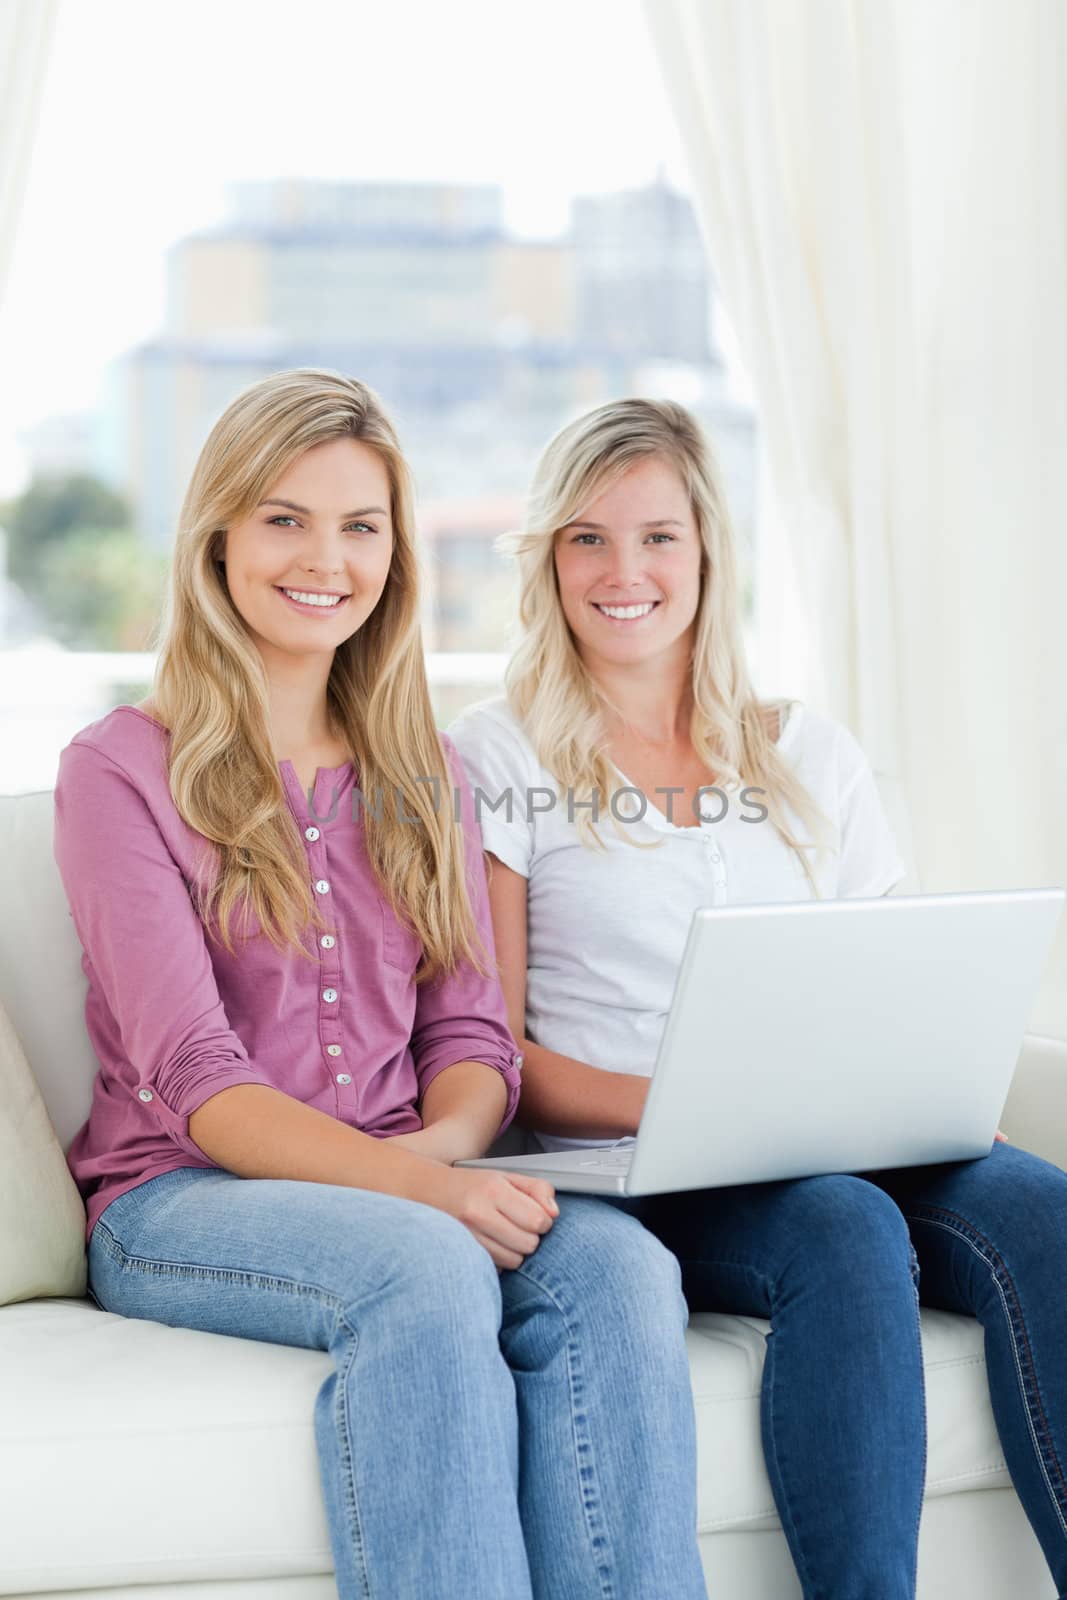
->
[299,538,346,579]
[604,551,646,588]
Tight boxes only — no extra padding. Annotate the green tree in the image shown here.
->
[2,473,131,589]
[34,527,168,651]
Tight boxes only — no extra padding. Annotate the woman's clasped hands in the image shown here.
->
[388,1119,558,1271]
[436,1167,558,1272]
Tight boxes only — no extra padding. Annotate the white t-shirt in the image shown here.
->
[447,695,907,1154]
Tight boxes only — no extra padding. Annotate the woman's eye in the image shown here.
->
[266,516,376,534]
[569,531,675,546]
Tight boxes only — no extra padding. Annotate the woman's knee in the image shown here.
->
[773,1174,916,1286]
[544,1195,687,1320]
[947,1143,1067,1221]
[334,1198,502,1322]
[907,1143,1067,1278]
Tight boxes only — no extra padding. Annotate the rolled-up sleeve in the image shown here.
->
[53,740,277,1162]
[408,736,523,1140]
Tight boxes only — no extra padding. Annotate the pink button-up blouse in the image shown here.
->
[53,706,523,1242]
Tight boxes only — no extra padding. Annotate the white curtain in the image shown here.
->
[645,0,1067,1037]
[0,0,59,312]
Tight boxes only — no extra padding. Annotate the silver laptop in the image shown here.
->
[456,890,1064,1196]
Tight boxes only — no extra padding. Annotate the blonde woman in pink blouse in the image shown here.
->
[53,370,708,1600]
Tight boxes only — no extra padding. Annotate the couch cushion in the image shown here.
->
[0,1298,335,1594]
[0,1000,86,1306]
[0,790,100,1151]
[0,1297,1010,1592]
[1001,1034,1067,1171]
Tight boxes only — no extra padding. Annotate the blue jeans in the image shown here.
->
[602,1140,1067,1600]
[87,1167,709,1600]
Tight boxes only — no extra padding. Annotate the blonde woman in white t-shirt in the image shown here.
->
[448,398,1067,1600]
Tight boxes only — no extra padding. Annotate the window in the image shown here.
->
[0,0,761,791]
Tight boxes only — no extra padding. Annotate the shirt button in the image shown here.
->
[327,1044,342,1057]
[320,934,336,949]
[514,1053,525,1069]
[336,1073,352,1085]
[137,1088,154,1102]
[305,826,320,842]
[315,879,331,895]
[323,988,338,1003]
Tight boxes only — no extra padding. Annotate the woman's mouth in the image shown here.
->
[275,586,351,617]
[591,600,661,625]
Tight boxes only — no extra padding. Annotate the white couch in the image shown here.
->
[1,778,1065,1599]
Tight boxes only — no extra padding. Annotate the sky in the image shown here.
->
[0,0,709,497]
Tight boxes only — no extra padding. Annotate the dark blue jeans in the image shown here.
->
[602,1140,1067,1600]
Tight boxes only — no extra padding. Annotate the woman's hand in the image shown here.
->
[420,1165,559,1272]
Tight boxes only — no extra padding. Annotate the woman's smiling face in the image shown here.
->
[219,436,394,662]
[553,454,703,674]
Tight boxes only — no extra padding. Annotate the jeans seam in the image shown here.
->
[93,1219,346,1306]
[92,1218,374,1595]
[906,1264,927,1595]
[335,1308,372,1600]
[512,1260,617,1600]
[906,1204,1067,1539]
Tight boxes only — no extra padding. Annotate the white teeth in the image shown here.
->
[595,602,657,620]
[281,589,344,607]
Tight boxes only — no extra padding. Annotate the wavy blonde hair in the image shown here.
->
[144,367,483,981]
[502,397,834,891]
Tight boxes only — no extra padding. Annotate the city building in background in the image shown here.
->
[83,175,755,650]
[421,494,523,653]
[571,179,711,361]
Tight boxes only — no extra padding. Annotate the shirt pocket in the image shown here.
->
[379,899,423,974]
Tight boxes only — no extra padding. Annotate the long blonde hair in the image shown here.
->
[502,397,834,891]
[145,367,483,980]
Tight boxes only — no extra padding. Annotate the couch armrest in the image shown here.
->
[1000,1034,1067,1172]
